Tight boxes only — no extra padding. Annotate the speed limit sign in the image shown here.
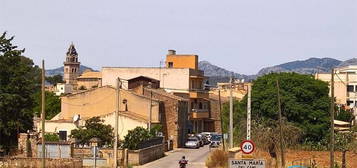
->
[240,140,255,154]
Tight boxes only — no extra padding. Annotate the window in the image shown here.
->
[347,100,354,106]
[59,131,67,141]
[168,62,173,68]
[199,102,203,109]
[347,85,354,92]
[203,103,208,110]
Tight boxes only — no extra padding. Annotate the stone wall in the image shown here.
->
[0,158,82,168]
[73,144,164,166]
[209,98,222,133]
[17,133,38,157]
[142,88,189,148]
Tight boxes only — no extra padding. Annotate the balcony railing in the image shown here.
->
[191,108,209,112]
[190,112,209,119]
[189,90,209,98]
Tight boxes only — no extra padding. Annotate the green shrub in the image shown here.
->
[44,133,59,141]
[122,127,152,150]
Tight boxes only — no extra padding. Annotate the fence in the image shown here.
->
[137,137,163,149]
[290,158,313,168]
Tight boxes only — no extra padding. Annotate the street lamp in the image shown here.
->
[89,137,101,168]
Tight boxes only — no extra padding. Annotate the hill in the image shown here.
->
[257,58,341,76]
[46,65,96,76]
[198,61,256,84]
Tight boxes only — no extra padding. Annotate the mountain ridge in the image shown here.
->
[46,57,357,85]
[46,65,96,76]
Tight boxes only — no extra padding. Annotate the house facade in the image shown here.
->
[315,65,357,123]
[101,50,217,133]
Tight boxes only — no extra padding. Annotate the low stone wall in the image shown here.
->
[134,144,164,165]
[0,157,82,168]
[73,144,164,166]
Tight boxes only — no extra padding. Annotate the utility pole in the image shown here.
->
[276,80,285,168]
[246,83,251,140]
[330,69,335,168]
[41,60,46,168]
[114,77,120,168]
[218,90,225,151]
[149,90,153,130]
[229,76,234,149]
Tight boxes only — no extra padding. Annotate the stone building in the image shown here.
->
[315,65,357,123]
[63,43,80,88]
[210,81,250,100]
[77,69,102,90]
[101,50,218,133]
[34,86,160,141]
[133,86,189,148]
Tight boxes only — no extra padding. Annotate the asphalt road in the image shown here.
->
[136,145,211,168]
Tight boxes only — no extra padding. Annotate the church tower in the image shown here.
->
[63,43,80,88]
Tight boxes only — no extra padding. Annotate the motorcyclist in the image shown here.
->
[179,156,188,168]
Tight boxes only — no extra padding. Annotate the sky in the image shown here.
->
[1,0,356,75]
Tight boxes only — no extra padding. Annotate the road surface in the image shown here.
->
[136,145,211,168]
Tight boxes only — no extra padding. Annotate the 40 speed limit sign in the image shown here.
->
[240,140,255,154]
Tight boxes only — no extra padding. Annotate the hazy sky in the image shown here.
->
[1,0,356,74]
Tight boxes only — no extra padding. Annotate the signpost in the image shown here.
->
[228,140,266,168]
[229,159,266,168]
[240,140,255,154]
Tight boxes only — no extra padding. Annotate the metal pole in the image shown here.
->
[276,80,285,168]
[218,90,225,151]
[330,69,335,168]
[114,78,120,168]
[94,146,97,168]
[247,84,251,140]
[229,77,233,149]
[149,90,152,130]
[41,60,46,168]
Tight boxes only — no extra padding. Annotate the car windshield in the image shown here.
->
[211,135,221,141]
[187,138,198,141]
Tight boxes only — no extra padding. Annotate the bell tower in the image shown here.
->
[63,43,80,88]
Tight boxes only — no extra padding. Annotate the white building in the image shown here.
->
[55,83,73,96]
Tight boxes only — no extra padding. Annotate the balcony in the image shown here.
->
[189,90,209,99]
[190,109,209,119]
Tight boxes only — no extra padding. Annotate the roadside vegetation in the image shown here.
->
[122,125,162,150]
[221,72,357,167]
[70,117,114,147]
[0,32,41,153]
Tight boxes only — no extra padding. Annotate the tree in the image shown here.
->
[335,108,354,122]
[44,133,60,142]
[334,129,356,168]
[70,117,113,147]
[45,74,63,85]
[0,32,41,152]
[122,127,153,150]
[251,73,330,142]
[222,73,331,143]
[33,91,61,120]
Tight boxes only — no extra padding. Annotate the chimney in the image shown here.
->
[168,50,176,55]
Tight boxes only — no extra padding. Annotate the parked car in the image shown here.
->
[195,134,206,146]
[198,134,210,145]
[185,137,200,149]
[209,134,222,148]
[201,132,217,142]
